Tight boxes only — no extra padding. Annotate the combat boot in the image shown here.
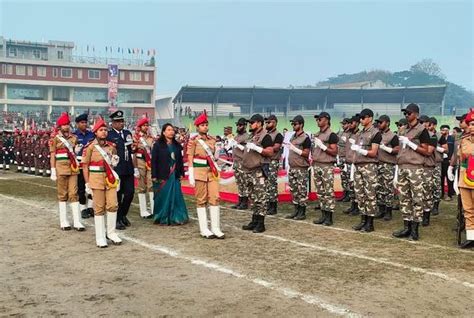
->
[323,211,333,226]
[286,204,300,219]
[343,201,355,214]
[350,203,360,216]
[313,210,327,224]
[252,215,265,233]
[267,201,277,215]
[361,216,374,232]
[384,206,393,221]
[393,220,412,238]
[352,215,367,231]
[374,205,386,219]
[432,201,440,216]
[242,214,258,230]
[294,205,306,220]
[409,222,420,241]
[238,196,249,210]
[422,211,431,227]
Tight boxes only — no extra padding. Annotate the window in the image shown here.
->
[1,64,6,75]
[77,69,82,79]
[88,69,101,79]
[52,87,70,101]
[61,68,72,78]
[129,71,142,81]
[8,47,17,57]
[33,49,40,59]
[53,68,58,78]
[144,72,150,82]
[6,64,13,75]
[73,88,108,102]
[57,51,64,59]
[37,66,46,77]
[119,70,125,81]
[27,66,33,76]
[16,65,26,76]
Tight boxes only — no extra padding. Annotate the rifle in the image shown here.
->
[457,193,465,247]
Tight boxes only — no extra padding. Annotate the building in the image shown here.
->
[0,36,156,125]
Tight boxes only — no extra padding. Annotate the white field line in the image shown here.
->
[0,193,362,318]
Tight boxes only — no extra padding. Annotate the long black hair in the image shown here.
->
[158,123,179,145]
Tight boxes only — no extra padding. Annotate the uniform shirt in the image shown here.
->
[424,131,439,168]
[233,131,249,163]
[73,129,95,164]
[337,130,350,157]
[353,125,382,164]
[397,122,431,168]
[82,139,117,190]
[133,133,154,170]
[288,131,311,168]
[49,132,79,176]
[378,129,399,164]
[312,127,338,164]
[187,134,217,181]
[107,128,134,175]
[241,128,273,172]
[266,128,284,161]
[457,135,474,189]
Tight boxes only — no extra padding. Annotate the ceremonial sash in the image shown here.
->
[57,135,79,173]
[197,138,220,178]
[463,155,474,187]
[138,136,152,170]
[94,144,120,190]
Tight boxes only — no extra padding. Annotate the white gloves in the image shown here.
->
[349,164,355,181]
[341,136,347,142]
[235,144,245,151]
[288,143,303,156]
[350,144,368,156]
[134,168,140,178]
[453,168,459,195]
[38,154,42,158]
[380,144,393,154]
[399,136,418,151]
[393,165,399,188]
[436,146,445,153]
[314,138,327,151]
[111,155,120,167]
[443,153,448,159]
[246,142,263,154]
[50,168,57,181]
[85,183,92,195]
[447,166,454,181]
[348,138,355,145]
[188,166,195,187]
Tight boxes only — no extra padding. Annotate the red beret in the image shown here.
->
[92,118,107,133]
[136,117,149,128]
[56,112,70,127]
[194,111,208,126]
[465,109,474,124]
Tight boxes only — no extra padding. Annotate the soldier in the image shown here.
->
[73,113,95,219]
[0,130,4,170]
[107,110,136,230]
[82,118,122,248]
[375,115,399,221]
[336,118,351,202]
[49,112,85,231]
[230,117,250,210]
[34,131,44,175]
[429,117,447,216]
[2,130,13,171]
[241,114,275,232]
[187,111,224,239]
[343,115,361,215]
[14,130,23,172]
[133,117,154,219]
[350,108,382,232]
[395,118,408,134]
[43,130,52,176]
[440,124,455,201]
[393,104,431,241]
[312,112,339,226]
[284,115,311,220]
[264,114,283,215]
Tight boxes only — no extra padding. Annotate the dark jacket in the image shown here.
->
[107,128,135,175]
[151,140,184,180]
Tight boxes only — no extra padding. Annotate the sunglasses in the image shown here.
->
[403,111,412,116]
[291,122,300,126]
[237,124,245,127]
[316,117,326,121]
[359,115,369,120]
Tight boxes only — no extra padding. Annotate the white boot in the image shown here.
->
[46,169,51,175]
[39,169,43,174]
[87,198,94,209]
[106,212,122,245]
[79,203,87,213]
[138,193,152,218]
[94,215,108,248]
[70,202,85,231]
[5,164,9,170]
[148,192,154,215]
[209,206,225,239]
[196,207,215,238]
[59,201,71,230]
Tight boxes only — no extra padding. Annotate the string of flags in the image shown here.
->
[75,45,157,56]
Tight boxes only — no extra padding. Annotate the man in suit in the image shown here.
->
[107,110,137,230]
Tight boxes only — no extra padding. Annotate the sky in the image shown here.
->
[0,0,473,95]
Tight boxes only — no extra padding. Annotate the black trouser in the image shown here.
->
[117,174,135,221]
[77,170,89,205]
[441,160,454,197]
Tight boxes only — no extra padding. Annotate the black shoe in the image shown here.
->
[294,205,306,220]
[342,193,351,202]
[323,211,333,226]
[393,220,412,238]
[314,203,321,210]
[374,205,386,219]
[286,204,300,219]
[81,209,90,219]
[61,226,72,231]
[409,222,420,241]
[432,202,440,216]
[116,220,126,230]
[343,201,355,214]
[123,216,131,227]
[267,201,277,215]
[231,197,242,209]
[350,203,360,216]
[422,211,431,227]
[237,197,249,210]
[384,207,393,221]
[361,216,374,232]
[393,205,400,211]
[242,214,257,230]
[87,208,95,218]
[252,215,265,233]
[313,210,327,224]
[459,240,474,249]
[352,215,367,231]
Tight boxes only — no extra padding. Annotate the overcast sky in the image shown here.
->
[1,0,472,95]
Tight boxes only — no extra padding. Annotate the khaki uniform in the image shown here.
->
[457,135,474,239]
[187,134,219,207]
[134,133,154,193]
[82,139,118,216]
[49,133,79,202]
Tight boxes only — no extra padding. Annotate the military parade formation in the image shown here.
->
[1,103,474,249]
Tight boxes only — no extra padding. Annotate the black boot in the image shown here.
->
[361,216,374,232]
[314,203,321,210]
[350,203,360,216]
[81,208,90,219]
[242,214,257,230]
[313,210,327,224]
[393,220,412,238]
[459,240,474,249]
[238,197,249,210]
[352,215,367,231]
[231,196,242,209]
[432,201,439,216]
[294,205,306,220]
[252,215,265,233]
[286,205,300,219]
[267,201,277,215]
[409,222,420,241]
[116,219,126,230]
[422,211,431,227]
[323,211,333,226]
[87,208,95,218]
[342,192,351,202]
[384,207,393,221]
[374,205,386,219]
[343,201,355,214]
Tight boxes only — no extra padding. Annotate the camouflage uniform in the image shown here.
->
[336,129,350,195]
[377,162,395,207]
[233,161,249,197]
[398,167,425,222]
[345,128,359,202]
[232,130,249,207]
[288,167,309,206]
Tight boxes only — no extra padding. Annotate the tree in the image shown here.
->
[410,59,446,79]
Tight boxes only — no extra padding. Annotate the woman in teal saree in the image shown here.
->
[151,123,189,225]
